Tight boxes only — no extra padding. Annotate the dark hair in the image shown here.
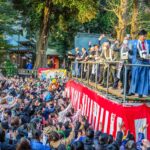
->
[64,121,70,129]
[86,129,94,139]
[66,112,71,117]
[70,108,74,114]
[1,121,9,130]
[108,135,113,144]
[138,29,147,36]
[49,131,59,141]
[81,116,86,122]
[57,122,63,129]
[75,121,81,130]
[71,141,84,150]
[16,138,31,150]
[99,133,108,144]
[33,130,42,140]
[128,133,135,141]
[94,44,99,47]
[11,116,20,127]
[77,129,83,136]
[0,128,5,142]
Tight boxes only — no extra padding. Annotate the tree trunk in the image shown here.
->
[131,0,138,39]
[116,23,126,42]
[116,0,128,42]
[34,0,52,69]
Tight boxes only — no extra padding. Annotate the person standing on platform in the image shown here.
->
[100,42,111,87]
[77,48,88,78]
[118,36,132,94]
[129,30,150,98]
[98,34,110,47]
[74,47,81,77]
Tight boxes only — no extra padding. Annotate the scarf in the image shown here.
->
[137,40,149,59]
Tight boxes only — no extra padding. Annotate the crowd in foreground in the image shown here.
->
[0,76,150,150]
[69,30,150,98]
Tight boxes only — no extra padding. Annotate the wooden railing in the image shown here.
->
[18,69,37,77]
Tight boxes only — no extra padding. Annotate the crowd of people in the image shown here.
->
[70,30,150,98]
[0,75,150,150]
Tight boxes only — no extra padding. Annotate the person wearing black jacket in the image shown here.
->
[0,128,16,150]
[83,129,95,150]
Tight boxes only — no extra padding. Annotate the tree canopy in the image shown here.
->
[0,0,19,62]
[0,0,150,67]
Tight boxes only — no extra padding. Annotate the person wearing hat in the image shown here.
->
[129,29,150,98]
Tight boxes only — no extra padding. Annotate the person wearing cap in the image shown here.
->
[129,29,150,98]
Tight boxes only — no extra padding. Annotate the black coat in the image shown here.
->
[83,137,95,150]
[0,142,16,150]
[94,131,123,150]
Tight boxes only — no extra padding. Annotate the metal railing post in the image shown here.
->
[95,63,98,89]
[71,62,73,78]
[88,63,90,85]
[76,61,78,80]
[106,63,110,97]
[81,62,83,81]
[124,65,127,102]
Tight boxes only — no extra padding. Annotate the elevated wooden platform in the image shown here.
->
[74,77,150,103]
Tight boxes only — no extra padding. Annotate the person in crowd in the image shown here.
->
[47,56,55,69]
[83,128,95,150]
[129,29,150,97]
[0,128,16,150]
[30,129,50,150]
[16,138,31,150]
[71,141,84,150]
[25,60,33,70]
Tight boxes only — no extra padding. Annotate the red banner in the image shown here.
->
[65,80,150,140]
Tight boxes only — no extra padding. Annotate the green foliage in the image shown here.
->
[1,60,17,76]
[0,0,19,61]
[10,0,149,59]
[53,0,98,23]
[0,0,18,34]
[83,12,116,34]
[12,0,100,55]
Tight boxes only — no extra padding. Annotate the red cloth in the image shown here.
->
[66,80,150,140]
[142,42,146,50]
